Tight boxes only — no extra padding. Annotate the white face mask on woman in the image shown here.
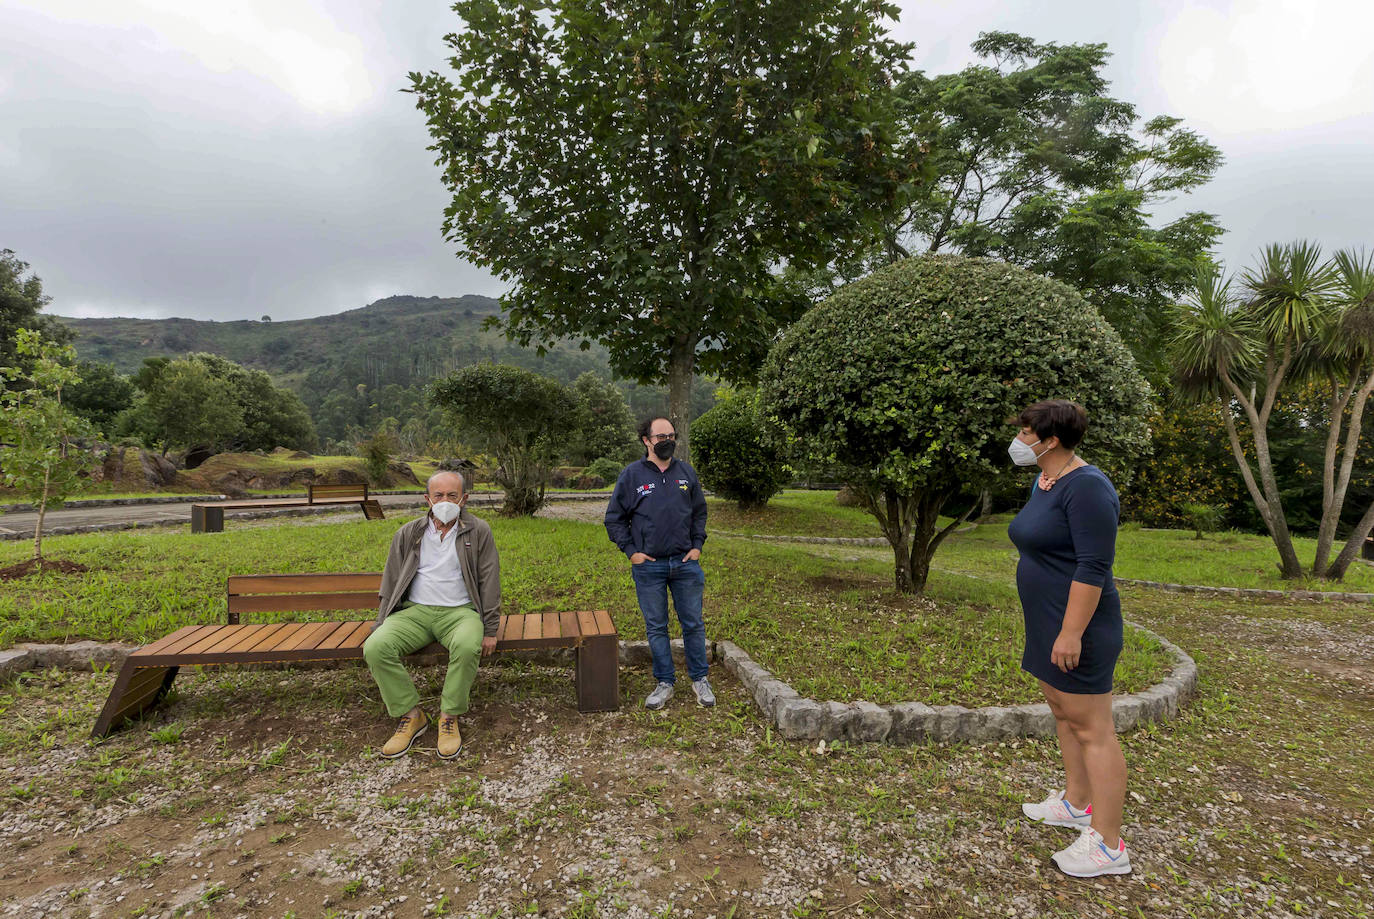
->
[1007,436,1043,466]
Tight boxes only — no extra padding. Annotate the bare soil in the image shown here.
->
[0,557,88,580]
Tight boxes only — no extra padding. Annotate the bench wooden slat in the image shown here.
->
[236,622,294,654]
[279,621,337,652]
[213,623,276,654]
[229,573,382,595]
[542,612,560,639]
[198,625,264,655]
[320,620,372,650]
[560,611,579,641]
[295,620,349,652]
[228,592,379,615]
[253,623,308,653]
[593,610,615,637]
[134,625,203,657]
[495,616,509,643]
[525,613,543,641]
[576,610,598,639]
[136,620,219,656]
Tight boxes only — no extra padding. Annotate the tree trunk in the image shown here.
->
[1325,498,1374,581]
[666,335,698,465]
[33,466,50,563]
[1314,368,1374,577]
[978,488,993,521]
[1219,389,1303,578]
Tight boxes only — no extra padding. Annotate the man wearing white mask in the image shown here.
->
[364,471,500,760]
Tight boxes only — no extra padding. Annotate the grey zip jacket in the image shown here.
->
[376,509,501,636]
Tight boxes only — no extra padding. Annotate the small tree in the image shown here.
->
[568,372,636,465]
[692,389,789,510]
[429,364,577,515]
[143,360,244,454]
[357,427,399,485]
[0,330,98,565]
[759,255,1151,594]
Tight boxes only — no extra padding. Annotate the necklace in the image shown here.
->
[1038,454,1082,492]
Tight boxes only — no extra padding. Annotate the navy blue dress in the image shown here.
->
[1007,465,1123,694]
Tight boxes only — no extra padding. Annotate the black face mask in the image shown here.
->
[652,440,676,460]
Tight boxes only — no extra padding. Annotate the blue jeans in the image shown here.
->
[630,558,708,684]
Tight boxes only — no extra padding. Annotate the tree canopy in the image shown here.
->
[760,255,1151,593]
[1,250,72,379]
[861,32,1223,375]
[409,0,919,460]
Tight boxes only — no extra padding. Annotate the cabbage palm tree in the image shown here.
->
[1171,242,1337,579]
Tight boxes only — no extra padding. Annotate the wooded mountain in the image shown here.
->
[54,294,714,431]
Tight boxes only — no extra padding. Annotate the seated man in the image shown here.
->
[363,471,500,759]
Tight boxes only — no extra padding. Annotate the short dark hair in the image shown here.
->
[637,416,673,441]
[1014,400,1088,450]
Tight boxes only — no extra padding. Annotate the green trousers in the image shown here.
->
[362,602,484,717]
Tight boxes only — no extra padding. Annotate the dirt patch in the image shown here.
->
[0,557,88,580]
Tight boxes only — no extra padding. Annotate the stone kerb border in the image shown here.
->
[1113,577,1374,604]
[713,621,1196,744]
[2,630,1196,745]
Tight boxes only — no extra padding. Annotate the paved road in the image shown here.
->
[0,492,610,540]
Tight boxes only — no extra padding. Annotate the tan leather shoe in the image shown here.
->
[381,710,428,758]
[437,714,463,760]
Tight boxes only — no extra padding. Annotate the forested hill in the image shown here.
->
[54,294,608,389]
[54,294,715,439]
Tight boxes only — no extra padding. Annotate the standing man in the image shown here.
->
[605,416,712,710]
[364,471,500,759]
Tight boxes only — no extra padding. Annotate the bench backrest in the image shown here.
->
[227,572,380,624]
[307,483,369,502]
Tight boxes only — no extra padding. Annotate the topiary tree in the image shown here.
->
[429,364,577,515]
[584,456,625,487]
[759,255,1152,594]
[692,389,790,510]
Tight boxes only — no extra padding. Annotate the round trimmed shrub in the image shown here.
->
[691,390,789,510]
[759,255,1151,593]
[585,456,625,486]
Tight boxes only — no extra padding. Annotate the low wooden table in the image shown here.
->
[190,484,385,533]
[92,572,620,737]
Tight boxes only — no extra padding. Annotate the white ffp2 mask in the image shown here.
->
[1008,437,1042,466]
[430,501,462,524]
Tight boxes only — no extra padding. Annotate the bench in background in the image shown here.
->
[190,483,385,533]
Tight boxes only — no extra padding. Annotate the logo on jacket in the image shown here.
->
[636,483,656,496]
[678,479,689,492]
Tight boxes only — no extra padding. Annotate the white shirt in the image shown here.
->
[406,517,472,608]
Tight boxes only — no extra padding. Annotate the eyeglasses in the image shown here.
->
[647,433,677,443]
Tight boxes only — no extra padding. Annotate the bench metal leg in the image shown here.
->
[575,635,620,713]
[191,505,224,533]
[91,661,180,738]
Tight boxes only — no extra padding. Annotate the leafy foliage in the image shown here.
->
[866,33,1222,375]
[0,250,72,379]
[64,361,136,432]
[1119,398,1243,529]
[429,364,578,515]
[0,330,98,560]
[691,390,789,510]
[568,373,637,465]
[357,429,399,486]
[759,255,1151,593]
[409,0,918,458]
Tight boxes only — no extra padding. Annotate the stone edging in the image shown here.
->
[1113,577,1374,604]
[1,629,1195,745]
[714,621,1197,743]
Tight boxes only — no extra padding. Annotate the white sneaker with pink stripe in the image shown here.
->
[1052,827,1132,877]
[1021,790,1092,829]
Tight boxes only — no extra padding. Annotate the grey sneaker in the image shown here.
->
[691,678,716,708]
[644,681,675,710]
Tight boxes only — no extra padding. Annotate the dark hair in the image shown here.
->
[1014,400,1088,450]
[636,416,673,441]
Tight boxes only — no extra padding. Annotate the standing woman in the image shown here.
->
[1006,400,1131,877]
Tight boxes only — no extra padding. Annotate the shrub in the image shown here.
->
[585,456,625,485]
[357,430,398,485]
[1180,502,1224,540]
[759,255,1151,593]
[692,390,789,510]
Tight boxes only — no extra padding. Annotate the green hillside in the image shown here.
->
[54,295,715,439]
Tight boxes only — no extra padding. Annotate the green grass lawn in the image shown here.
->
[0,509,1169,706]
[706,489,882,538]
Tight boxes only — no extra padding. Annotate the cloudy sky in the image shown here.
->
[3,0,1372,322]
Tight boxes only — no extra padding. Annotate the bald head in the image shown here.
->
[426,471,465,499]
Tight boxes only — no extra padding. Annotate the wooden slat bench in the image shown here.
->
[190,483,384,533]
[91,572,619,737]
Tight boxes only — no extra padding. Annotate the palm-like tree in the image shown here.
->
[1172,242,1374,581]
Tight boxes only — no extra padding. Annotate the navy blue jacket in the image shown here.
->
[604,457,708,559]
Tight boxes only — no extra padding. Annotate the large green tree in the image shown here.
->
[65,360,136,432]
[866,32,1222,374]
[568,372,636,465]
[409,0,918,461]
[760,255,1151,594]
[1,250,72,379]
